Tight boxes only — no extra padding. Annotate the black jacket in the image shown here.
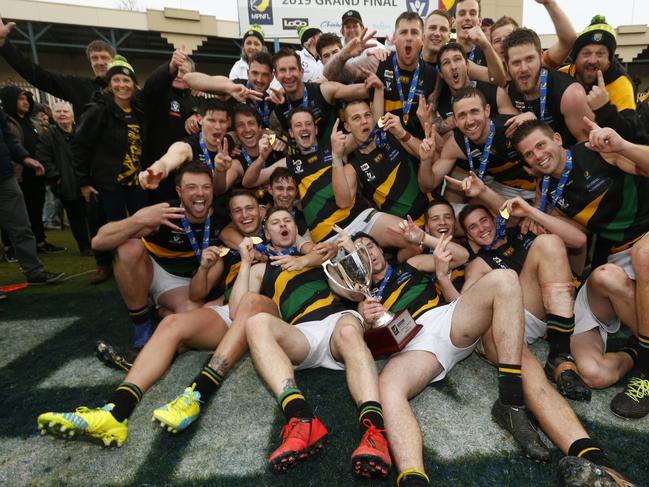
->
[0,106,29,182]
[71,91,146,191]
[0,40,106,120]
[37,124,79,200]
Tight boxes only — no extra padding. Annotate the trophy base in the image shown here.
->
[364,309,422,358]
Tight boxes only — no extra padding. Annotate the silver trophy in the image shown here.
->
[322,246,421,357]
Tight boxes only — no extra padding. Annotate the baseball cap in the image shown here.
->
[342,10,363,25]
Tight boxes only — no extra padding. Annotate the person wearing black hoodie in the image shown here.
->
[0,16,113,121]
[71,55,148,284]
[0,103,64,287]
[0,86,64,258]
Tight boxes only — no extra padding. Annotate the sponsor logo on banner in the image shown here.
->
[283,18,308,30]
[248,0,273,25]
[406,0,429,16]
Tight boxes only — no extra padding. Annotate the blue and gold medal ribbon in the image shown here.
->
[464,119,495,180]
[181,214,211,262]
[198,132,215,173]
[372,264,393,298]
[392,53,420,125]
[539,149,572,213]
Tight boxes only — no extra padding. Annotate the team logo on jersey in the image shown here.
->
[293,160,304,174]
[503,246,514,257]
[406,0,429,17]
[396,271,412,284]
[360,163,375,181]
[171,231,183,244]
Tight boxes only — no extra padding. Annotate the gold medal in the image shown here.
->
[268,133,276,145]
[499,208,510,220]
[218,247,230,257]
[251,236,263,245]
[377,117,385,128]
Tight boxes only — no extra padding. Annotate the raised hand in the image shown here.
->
[333,224,355,253]
[231,83,264,103]
[0,16,17,47]
[170,46,188,73]
[500,196,532,219]
[313,241,338,261]
[433,233,453,276]
[138,168,164,190]
[419,121,437,161]
[343,27,378,58]
[367,47,390,63]
[200,245,222,269]
[214,137,233,173]
[184,113,201,134]
[586,70,610,111]
[258,133,273,159]
[381,112,407,138]
[583,116,624,153]
[464,25,489,48]
[135,202,185,232]
[239,237,255,263]
[444,171,486,198]
[330,119,347,159]
[390,215,424,245]
[267,87,285,105]
[360,67,383,91]
[416,94,433,128]
[504,111,537,139]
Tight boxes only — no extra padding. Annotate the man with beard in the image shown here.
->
[429,87,537,201]
[35,197,318,446]
[503,28,594,145]
[511,118,649,420]
[433,43,517,135]
[559,16,647,144]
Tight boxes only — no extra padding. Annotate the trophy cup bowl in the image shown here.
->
[322,246,422,358]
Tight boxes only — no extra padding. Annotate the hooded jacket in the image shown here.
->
[0,85,40,181]
[0,105,29,182]
[71,90,147,191]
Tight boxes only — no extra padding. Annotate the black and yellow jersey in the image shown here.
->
[453,115,536,191]
[274,82,338,147]
[560,60,647,144]
[141,200,221,278]
[260,259,345,325]
[117,108,142,187]
[287,146,368,243]
[348,133,431,225]
[477,227,537,274]
[372,263,445,321]
[508,69,578,146]
[374,56,437,138]
[437,80,499,121]
[547,143,649,252]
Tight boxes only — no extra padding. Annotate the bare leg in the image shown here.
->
[572,330,633,389]
[631,236,649,352]
[124,308,229,392]
[330,315,379,404]
[245,312,311,396]
[206,293,278,377]
[113,239,152,310]
[158,286,202,313]
[379,351,441,474]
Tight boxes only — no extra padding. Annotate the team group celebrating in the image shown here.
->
[1,0,648,485]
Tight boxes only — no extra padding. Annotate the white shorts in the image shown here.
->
[399,300,476,383]
[207,303,233,328]
[574,281,621,350]
[150,257,191,305]
[487,180,535,202]
[524,309,546,344]
[323,208,381,245]
[294,310,363,371]
[607,247,636,280]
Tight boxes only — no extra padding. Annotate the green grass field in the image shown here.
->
[0,229,647,486]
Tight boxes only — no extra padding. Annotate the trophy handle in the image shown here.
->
[322,259,368,301]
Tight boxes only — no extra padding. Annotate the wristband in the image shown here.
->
[399,131,412,143]
[418,231,426,250]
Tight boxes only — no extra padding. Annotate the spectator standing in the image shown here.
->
[296,25,324,82]
[37,101,92,256]
[229,25,267,81]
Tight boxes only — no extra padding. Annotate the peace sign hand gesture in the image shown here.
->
[214,138,233,173]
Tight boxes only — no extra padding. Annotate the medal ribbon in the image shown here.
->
[247,82,271,127]
[287,83,309,111]
[539,68,548,121]
[256,244,299,256]
[241,150,254,170]
[392,53,420,125]
[198,132,215,173]
[482,215,507,251]
[372,264,393,299]
[464,119,495,180]
[539,149,572,213]
[181,214,211,262]
[357,124,387,150]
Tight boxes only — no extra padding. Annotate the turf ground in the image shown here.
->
[0,229,647,486]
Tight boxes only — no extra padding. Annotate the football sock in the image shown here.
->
[107,382,142,422]
[278,387,313,420]
[358,401,385,436]
[192,365,224,400]
[129,305,155,350]
[497,363,524,406]
[637,334,649,371]
[397,469,430,486]
[619,335,639,367]
[568,438,610,467]
[546,314,575,358]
